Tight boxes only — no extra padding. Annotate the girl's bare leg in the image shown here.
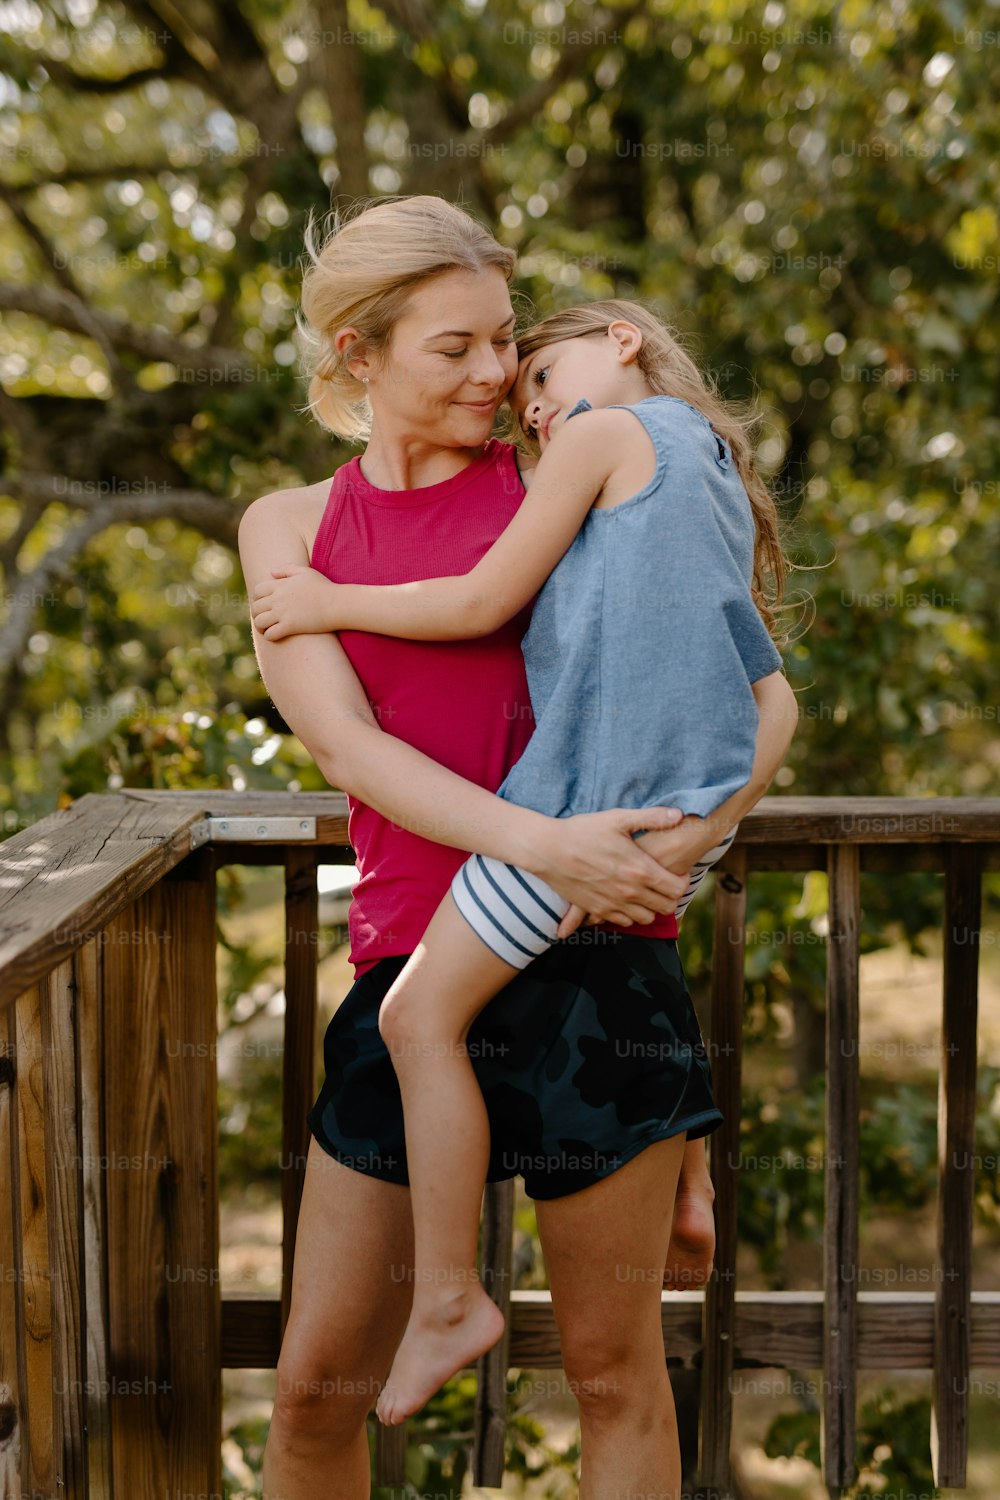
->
[374,891,521,1425]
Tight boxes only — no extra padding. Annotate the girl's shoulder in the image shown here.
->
[619,393,716,433]
[567,394,715,450]
[619,396,731,469]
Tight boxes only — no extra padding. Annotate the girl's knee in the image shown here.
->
[378,980,461,1059]
[377,985,420,1054]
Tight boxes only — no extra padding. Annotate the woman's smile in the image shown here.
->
[453,397,499,413]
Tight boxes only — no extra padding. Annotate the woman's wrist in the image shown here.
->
[500,805,560,877]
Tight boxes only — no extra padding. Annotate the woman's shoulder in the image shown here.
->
[239,476,337,556]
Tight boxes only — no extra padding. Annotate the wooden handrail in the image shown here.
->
[2,792,998,1011]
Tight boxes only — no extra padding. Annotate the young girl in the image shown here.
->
[252,299,788,1427]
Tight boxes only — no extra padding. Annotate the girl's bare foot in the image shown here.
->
[376,1285,505,1426]
[663,1175,716,1290]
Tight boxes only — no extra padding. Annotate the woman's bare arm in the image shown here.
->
[239,489,689,925]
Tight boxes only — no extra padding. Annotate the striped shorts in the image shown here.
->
[450,825,738,969]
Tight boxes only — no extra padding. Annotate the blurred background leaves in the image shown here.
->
[0,0,997,819]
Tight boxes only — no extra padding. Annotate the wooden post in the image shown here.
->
[41,957,89,1498]
[699,845,747,1491]
[931,843,981,1486]
[374,1420,408,1484]
[1,1000,24,1496]
[473,1178,514,1485]
[281,847,319,1337]
[10,984,59,1496]
[823,844,860,1495]
[101,847,220,1496]
[77,933,114,1496]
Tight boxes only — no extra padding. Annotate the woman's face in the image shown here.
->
[363,267,519,449]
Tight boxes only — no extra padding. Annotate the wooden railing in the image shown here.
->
[0,791,997,1497]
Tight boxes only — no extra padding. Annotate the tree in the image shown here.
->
[1,0,996,818]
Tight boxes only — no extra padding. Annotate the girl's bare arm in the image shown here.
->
[282,411,633,641]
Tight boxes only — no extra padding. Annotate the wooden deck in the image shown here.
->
[0,791,998,1495]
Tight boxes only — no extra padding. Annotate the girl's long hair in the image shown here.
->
[515,300,791,644]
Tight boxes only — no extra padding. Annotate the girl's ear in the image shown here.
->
[607,319,644,365]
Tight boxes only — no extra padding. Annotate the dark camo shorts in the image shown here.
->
[306,930,723,1201]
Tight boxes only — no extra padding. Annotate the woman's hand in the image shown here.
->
[530,807,692,933]
[251,564,341,641]
[553,818,708,937]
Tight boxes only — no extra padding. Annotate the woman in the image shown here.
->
[238,195,797,1500]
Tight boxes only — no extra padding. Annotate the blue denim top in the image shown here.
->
[495,394,783,821]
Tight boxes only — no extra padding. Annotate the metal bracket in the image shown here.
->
[189,815,317,849]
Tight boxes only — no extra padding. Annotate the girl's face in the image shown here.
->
[343,267,519,450]
[511,322,646,451]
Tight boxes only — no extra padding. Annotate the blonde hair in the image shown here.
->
[298,196,516,442]
[514,299,792,644]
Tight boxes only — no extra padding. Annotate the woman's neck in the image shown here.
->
[358,427,490,491]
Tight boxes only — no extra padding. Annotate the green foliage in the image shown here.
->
[972,1065,1000,1229]
[2,0,999,810]
[730,1065,1000,1281]
[764,1388,939,1498]
[222,1415,270,1499]
[859,1082,940,1210]
[734,1075,829,1278]
[218,1037,286,1198]
[220,1372,578,1498]
[370,1369,579,1496]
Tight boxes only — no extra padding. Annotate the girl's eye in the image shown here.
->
[534,366,549,387]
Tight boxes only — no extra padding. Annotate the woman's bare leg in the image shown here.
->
[262,1139,415,1500]
[536,1135,688,1500]
[374,892,523,1424]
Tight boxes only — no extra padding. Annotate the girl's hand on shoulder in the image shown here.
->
[250,564,339,641]
[515,454,538,492]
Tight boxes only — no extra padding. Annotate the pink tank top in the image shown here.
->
[310,438,679,975]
